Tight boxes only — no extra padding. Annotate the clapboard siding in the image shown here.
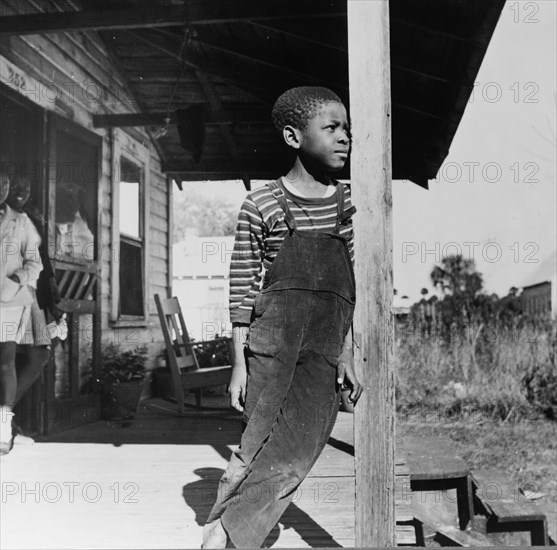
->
[150,211,169,229]
[1,0,171,373]
[149,198,169,220]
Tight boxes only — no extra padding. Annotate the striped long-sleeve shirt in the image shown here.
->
[229,180,355,325]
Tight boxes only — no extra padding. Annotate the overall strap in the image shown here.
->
[334,182,345,234]
[335,182,357,233]
[267,180,297,231]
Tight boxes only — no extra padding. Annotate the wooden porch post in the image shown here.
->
[347,0,395,546]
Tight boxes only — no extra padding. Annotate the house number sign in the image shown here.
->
[0,54,54,110]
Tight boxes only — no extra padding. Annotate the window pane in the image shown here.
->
[119,240,144,316]
[119,158,140,238]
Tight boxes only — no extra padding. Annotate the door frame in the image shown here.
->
[43,112,103,433]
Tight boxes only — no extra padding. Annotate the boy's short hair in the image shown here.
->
[272,87,343,133]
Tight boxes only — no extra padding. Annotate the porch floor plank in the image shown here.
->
[0,398,414,548]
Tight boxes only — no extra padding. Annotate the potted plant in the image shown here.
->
[98,343,148,421]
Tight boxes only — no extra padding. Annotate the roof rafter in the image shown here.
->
[162,158,284,174]
[127,29,271,105]
[248,22,460,86]
[190,39,334,92]
[249,21,347,53]
[92,108,269,128]
[0,1,345,36]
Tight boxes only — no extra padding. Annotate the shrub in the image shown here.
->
[523,358,557,420]
[99,343,148,385]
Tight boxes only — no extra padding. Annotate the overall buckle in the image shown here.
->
[271,187,285,199]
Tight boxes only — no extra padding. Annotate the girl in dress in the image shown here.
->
[0,170,43,454]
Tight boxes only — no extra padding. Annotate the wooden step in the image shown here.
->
[471,470,549,546]
[399,435,469,481]
[434,525,494,547]
[398,435,473,530]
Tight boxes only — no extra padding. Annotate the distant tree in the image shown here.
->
[172,189,238,241]
[426,255,497,340]
[430,255,483,299]
[498,286,523,322]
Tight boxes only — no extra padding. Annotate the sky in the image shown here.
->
[178,1,557,303]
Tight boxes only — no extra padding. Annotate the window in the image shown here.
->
[111,132,149,323]
[118,158,144,317]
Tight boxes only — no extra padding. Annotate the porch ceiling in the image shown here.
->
[1,0,506,189]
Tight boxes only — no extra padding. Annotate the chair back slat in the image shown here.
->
[154,294,198,370]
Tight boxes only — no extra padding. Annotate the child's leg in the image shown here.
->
[0,342,17,407]
[15,345,50,404]
[0,341,17,451]
[205,345,300,527]
[220,349,340,548]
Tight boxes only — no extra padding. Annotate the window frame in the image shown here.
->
[110,129,150,326]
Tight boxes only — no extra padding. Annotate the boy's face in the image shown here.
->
[296,102,350,172]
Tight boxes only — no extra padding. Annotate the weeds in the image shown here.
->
[395,318,556,422]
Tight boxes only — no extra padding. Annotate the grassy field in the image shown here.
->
[395,319,556,421]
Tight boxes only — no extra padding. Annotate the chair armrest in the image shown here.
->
[193,338,230,346]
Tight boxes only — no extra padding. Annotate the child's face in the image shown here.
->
[298,102,350,172]
[7,178,31,210]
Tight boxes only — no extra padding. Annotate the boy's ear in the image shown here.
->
[282,125,302,149]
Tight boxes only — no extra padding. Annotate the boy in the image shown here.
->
[203,87,362,548]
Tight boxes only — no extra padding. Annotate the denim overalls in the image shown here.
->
[207,179,356,547]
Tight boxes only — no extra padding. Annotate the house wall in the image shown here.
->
[521,282,553,319]
[171,236,234,341]
[0,2,170,367]
[172,277,230,341]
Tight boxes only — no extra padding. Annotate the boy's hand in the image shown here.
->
[229,364,247,412]
[337,360,363,405]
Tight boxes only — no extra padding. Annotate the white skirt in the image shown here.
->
[20,288,50,346]
[0,304,31,343]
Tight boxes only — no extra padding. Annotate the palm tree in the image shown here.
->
[430,255,483,298]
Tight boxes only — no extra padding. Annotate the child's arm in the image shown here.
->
[229,324,249,412]
[12,215,43,286]
[229,195,266,325]
[228,194,266,411]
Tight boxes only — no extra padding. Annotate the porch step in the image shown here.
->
[434,525,494,547]
[471,470,550,546]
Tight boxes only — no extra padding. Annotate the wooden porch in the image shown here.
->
[1,397,414,548]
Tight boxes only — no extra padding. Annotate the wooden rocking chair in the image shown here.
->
[154,294,233,413]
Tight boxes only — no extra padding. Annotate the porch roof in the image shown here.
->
[1,0,506,189]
